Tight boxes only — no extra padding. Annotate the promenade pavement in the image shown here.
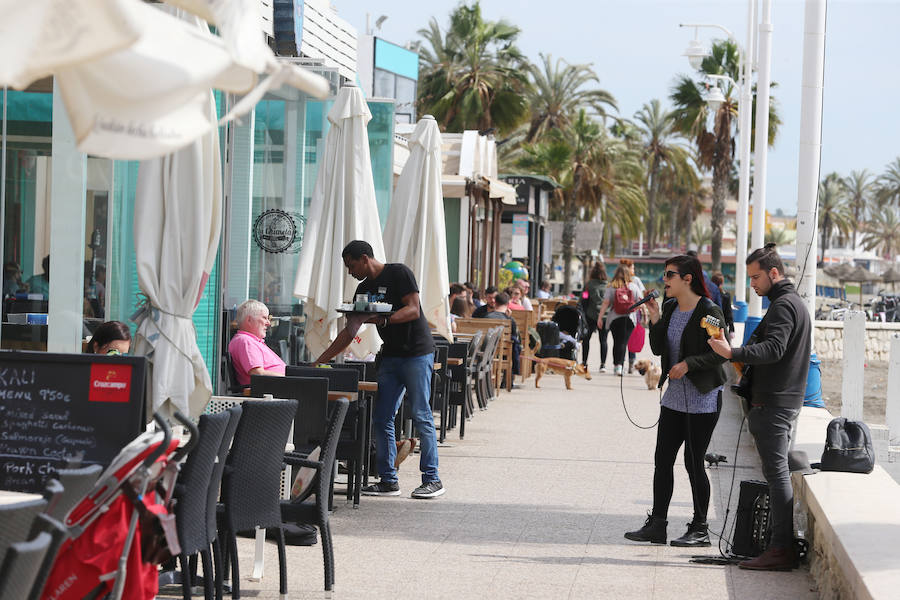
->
[165,345,819,599]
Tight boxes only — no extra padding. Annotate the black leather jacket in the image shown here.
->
[649,296,728,393]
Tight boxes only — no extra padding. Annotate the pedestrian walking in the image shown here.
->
[596,265,643,376]
[581,261,609,372]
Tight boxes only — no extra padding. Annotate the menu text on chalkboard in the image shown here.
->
[0,351,146,493]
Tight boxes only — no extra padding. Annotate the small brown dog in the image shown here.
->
[533,357,592,390]
[633,359,661,390]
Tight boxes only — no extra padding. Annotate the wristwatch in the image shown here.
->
[381,314,391,327]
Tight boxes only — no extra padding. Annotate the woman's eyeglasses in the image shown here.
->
[662,270,682,280]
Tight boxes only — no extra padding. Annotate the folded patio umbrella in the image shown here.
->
[131,88,222,420]
[0,0,329,160]
[383,115,452,341]
[293,84,386,359]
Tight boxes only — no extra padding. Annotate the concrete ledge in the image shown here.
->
[792,406,900,600]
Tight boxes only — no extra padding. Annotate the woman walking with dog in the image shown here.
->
[623,254,727,547]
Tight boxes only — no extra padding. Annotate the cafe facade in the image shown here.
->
[0,1,406,394]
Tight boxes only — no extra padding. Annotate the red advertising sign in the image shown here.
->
[89,364,132,403]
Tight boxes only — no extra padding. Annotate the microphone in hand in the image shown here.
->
[627,289,660,312]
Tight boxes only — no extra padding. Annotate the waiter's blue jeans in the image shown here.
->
[374,352,439,484]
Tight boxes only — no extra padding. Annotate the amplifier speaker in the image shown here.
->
[731,480,771,558]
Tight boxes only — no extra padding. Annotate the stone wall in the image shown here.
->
[814,320,900,361]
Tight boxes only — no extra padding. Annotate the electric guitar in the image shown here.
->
[700,315,750,387]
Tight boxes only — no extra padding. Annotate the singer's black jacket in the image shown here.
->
[649,296,728,393]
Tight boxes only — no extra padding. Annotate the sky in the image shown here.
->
[332,0,900,215]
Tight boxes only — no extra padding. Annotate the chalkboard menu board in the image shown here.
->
[0,351,146,493]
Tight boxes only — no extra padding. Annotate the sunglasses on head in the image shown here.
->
[662,270,681,280]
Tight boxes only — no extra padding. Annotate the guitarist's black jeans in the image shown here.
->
[748,405,801,550]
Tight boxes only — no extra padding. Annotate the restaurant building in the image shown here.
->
[0,1,398,394]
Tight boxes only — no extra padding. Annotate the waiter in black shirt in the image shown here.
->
[315,240,444,499]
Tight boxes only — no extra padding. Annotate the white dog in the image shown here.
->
[633,359,661,390]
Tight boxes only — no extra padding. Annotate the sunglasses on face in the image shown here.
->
[662,270,682,280]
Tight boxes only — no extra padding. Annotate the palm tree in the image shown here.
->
[766,225,796,246]
[691,223,713,252]
[817,173,853,263]
[670,39,780,272]
[875,157,900,207]
[518,111,645,291]
[843,169,875,249]
[524,54,617,143]
[634,99,694,249]
[415,2,531,133]
[861,207,900,261]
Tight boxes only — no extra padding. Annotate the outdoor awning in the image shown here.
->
[487,177,518,205]
[441,175,468,199]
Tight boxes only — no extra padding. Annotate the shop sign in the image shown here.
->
[253,209,305,254]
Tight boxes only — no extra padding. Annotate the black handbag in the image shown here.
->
[819,417,875,474]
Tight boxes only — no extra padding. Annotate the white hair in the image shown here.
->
[236,299,268,327]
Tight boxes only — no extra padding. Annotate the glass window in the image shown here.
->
[394,75,416,123]
[373,68,395,99]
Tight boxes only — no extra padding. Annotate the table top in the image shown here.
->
[357,381,378,392]
[327,391,358,401]
[0,490,43,506]
[447,358,463,366]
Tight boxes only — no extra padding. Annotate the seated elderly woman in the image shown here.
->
[228,299,286,387]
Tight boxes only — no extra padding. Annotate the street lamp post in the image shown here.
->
[680,17,754,308]
[748,0,773,319]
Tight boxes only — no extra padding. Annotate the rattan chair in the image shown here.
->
[0,497,48,568]
[281,397,349,592]
[173,410,231,600]
[25,513,67,600]
[0,531,52,600]
[219,399,297,599]
[45,464,103,522]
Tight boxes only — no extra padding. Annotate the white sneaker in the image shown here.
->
[599,365,607,373]
[614,365,623,376]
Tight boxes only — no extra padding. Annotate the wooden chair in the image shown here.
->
[510,308,538,381]
[454,318,513,393]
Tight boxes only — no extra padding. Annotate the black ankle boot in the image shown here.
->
[670,521,710,547]
[624,513,667,544]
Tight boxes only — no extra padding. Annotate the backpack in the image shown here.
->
[612,285,635,314]
[819,417,875,474]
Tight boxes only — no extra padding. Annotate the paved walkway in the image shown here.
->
[168,348,819,599]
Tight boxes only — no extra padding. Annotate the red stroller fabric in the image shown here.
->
[42,495,159,600]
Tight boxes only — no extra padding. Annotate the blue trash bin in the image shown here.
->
[733,300,748,323]
[742,316,762,346]
[804,353,824,408]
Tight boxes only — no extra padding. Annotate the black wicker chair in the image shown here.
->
[281,397,349,592]
[25,513,67,600]
[0,531,52,600]
[209,405,242,600]
[219,399,297,600]
[45,464,102,522]
[283,367,364,507]
[173,410,231,600]
[0,497,48,568]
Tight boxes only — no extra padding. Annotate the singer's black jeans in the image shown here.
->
[608,316,634,366]
[651,396,722,522]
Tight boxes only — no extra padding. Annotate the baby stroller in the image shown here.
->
[533,305,585,362]
[42,412,197,600]
[550,305,585,361]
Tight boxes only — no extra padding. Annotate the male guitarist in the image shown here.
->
[708,243,811,572]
